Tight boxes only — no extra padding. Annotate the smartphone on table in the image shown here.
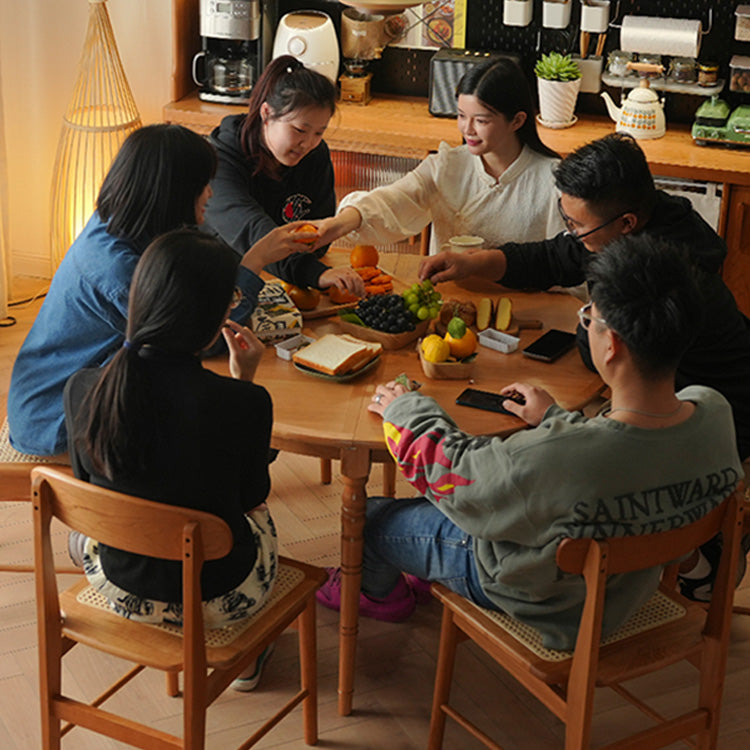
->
[522,329,576,363]
[456,388,524,416]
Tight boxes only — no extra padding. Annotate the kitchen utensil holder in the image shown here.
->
[580,0,610,33]
[543,0,572,29]
[504,0,532,28]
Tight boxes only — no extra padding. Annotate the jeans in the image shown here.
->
[362,496,496,610]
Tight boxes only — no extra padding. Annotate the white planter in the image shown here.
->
[543,1,572,29]
[504,0,532,27]
[580,0,610,33]
[537,77,581,127]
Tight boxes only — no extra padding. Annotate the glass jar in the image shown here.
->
[668,57,696,84]
[698,62,719,87]
[637,53,663,77]
[607,50,633,77]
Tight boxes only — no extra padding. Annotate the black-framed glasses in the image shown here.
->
[577,302,607,330]
[557,197,631,240]
[230,287,243,310]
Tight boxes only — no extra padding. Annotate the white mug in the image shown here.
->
[442,235,485,253]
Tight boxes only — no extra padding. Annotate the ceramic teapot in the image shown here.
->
[600,63,666,140]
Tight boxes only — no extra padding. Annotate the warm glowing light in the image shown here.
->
[50,0,141,269]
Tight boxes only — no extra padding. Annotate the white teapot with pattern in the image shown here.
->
[600,63,666,140]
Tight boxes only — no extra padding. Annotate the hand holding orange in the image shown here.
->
[294,223,319,245]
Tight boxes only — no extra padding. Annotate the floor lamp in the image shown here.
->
[49,0,141,270]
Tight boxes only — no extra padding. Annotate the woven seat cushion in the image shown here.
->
[476,590,686,662]
[75,563,306,648]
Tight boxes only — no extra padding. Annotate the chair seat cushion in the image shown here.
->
[61,561,316,670]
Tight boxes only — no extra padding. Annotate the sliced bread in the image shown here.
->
[292,334,382,376]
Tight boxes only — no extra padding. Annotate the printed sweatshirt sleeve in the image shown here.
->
[501,232,588,290]
[381,393,540,541]
[338,153,439,246]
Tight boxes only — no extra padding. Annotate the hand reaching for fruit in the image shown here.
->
[240,221,321,275]
[319,266,365,296]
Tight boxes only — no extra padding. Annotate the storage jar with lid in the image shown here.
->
[736,5,750,42]
[607,50,633,77]
[698,62,719,87]
[668,57,696,84]
[636,54,662,77]
[730,56,750,93]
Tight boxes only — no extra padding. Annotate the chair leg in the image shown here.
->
[38,636,63,749]
[166,671,179,697]
[383,460,396,497]
[320,458,332,485]
[428,605,461,750]
[298,597,319,745]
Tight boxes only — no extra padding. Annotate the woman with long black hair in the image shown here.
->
[313,57,564,254]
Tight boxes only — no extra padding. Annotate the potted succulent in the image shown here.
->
[535,51,582,128]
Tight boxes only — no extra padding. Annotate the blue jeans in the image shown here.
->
[362,496,496,610]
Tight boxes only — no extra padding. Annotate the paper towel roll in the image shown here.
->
[621,16,702,58]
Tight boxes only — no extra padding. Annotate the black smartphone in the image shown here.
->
[456,388,522,415]
[522,329,576,363]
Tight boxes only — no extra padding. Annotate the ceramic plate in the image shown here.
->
[536,114,578,130]
[293,355,380,382]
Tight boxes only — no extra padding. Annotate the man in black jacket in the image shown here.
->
[420,133,750,465]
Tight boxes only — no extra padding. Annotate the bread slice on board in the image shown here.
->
[292,334,382,376]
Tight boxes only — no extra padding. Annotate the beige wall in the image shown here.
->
[0,0,172,279]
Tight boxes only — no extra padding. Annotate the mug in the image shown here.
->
[442,235,485,253]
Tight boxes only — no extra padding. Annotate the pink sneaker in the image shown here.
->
[405,574,433,604]
[316,567,416,622]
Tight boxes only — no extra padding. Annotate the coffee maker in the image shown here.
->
[193,0,271,104]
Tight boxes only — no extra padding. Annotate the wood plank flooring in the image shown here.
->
[2,277,750,748]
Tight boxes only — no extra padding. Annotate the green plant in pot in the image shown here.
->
[535,51,582,128]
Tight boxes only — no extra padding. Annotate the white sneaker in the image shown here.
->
[231,643,275,692]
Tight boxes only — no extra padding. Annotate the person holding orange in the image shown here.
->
[204,55,364,297]
[312,58,563,255]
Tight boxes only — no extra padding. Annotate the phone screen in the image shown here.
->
[455,388,518,415]
[522,329,576,362]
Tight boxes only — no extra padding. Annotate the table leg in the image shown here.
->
[337,446,371,716]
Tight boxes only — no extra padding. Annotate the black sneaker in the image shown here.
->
[678,532,750,602]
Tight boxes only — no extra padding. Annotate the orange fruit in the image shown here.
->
[350,244,379,269]
[444,327,477,359]
[294,223,318,245]
[281,282,320,310]
[329,286,361,304]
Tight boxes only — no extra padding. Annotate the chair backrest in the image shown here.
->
[32,465,235,679]
[31,466,232,562]
[554,486,744,706]
[556,487,744,577]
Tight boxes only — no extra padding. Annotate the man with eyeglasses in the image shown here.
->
[317,236,742,642]
[420,133,750,470]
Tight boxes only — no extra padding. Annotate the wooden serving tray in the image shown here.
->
[418,346,477,380]
[338,318,429,350]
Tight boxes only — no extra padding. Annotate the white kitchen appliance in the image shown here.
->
[272,11,339,84]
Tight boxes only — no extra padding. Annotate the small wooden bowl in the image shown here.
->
[338,318,429,350]
[418,346,477,380]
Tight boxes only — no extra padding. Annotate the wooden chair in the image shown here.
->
[0,416,78,574]
[427,487,745,750]
[32,466,327,749]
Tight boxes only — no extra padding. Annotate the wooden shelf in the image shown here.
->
[164,91,750,186]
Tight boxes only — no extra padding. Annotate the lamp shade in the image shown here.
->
[50,0,141,269]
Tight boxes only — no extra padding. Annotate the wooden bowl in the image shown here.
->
[338,318,429,350]
[418,346,477,380]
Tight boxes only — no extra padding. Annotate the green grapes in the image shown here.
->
[402,280,442,323]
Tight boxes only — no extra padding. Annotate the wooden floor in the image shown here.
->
[2,278,750,749]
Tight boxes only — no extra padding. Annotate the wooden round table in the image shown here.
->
[207,251,605,715]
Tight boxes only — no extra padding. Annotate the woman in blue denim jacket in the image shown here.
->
[8,124,315,457]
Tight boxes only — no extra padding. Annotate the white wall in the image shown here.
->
[0,0,172,279]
